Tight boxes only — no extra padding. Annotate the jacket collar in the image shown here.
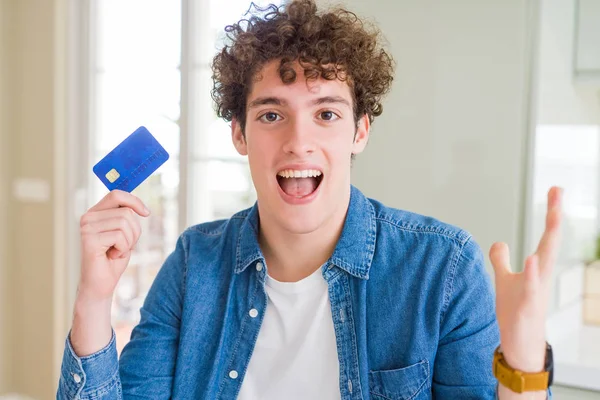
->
[235,185,376,280]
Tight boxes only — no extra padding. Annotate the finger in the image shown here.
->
[81,217,135,251]
[87,230,130,256]
[107,248,130,260]
[81,207,137,224]
[524,254,541,292]
[81,208,142,244]
[88,190,150,217]
[535,187,563,271]
[489,242,512,278]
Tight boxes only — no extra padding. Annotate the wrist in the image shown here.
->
[493,343,553,395]
[497,383,547,399]
[75,283,114,304]
[74,292,112,313]
[501,341,546,373]
[71,292,113,357]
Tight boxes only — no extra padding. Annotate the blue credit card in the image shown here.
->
[93,126,169,192]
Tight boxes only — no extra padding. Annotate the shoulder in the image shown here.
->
[368,197,473,247]
[178,207,251,253]
[367,196,486,300]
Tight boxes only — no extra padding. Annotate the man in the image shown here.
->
[58,0,563,398]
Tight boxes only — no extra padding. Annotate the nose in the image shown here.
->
[281,117,315,156]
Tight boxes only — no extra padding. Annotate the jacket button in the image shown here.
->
[229,370,238,379]
[249,309,258,318]
[72,373,82,383]
[256,262,263,272]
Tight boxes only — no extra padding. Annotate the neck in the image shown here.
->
[258,191,351,283]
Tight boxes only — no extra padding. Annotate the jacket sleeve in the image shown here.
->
[432,237,552,399]
[432,236,500,399]
[57,234,188,399]
[57,329,121,399]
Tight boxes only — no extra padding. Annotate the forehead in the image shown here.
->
[248,59,353,104]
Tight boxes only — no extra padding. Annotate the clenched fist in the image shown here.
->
[70,190,150,357]
[78,190,150,302]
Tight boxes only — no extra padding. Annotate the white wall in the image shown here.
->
[332,0,539,274]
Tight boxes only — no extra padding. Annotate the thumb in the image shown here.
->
[107,248,130,260]
[489,242,511,279]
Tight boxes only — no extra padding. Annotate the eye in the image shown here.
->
[318,110,339,121]
[259,112,282,123]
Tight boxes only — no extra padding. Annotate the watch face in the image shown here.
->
[545,343,554,386]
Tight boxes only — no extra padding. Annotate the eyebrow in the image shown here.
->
[310,96,351,107]
[247,96,351,109]
[247,97,287,109]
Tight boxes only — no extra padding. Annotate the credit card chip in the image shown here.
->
[105,168,120,183]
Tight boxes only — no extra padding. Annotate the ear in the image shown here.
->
[231,118,248,156]
[352,114,370,155]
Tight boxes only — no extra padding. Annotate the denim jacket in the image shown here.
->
[58,185,507,399]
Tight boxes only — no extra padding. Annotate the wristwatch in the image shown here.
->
[492,343,553,393]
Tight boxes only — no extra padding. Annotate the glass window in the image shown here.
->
[87,0,282,354]
[90,0,182,354]
[186,0,282,225]
[530,125,599,264]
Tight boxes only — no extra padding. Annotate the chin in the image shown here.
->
[276,209,326,235]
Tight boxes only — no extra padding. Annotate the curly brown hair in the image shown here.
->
[211,0,395,132]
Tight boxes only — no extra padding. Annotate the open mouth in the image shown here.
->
[276,169,324,199]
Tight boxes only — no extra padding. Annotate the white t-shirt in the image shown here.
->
[238,267,341,399]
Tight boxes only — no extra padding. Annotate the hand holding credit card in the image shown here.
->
[93,126,169,192]
[76,127,165,355]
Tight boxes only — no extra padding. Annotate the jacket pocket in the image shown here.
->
[368,359,430,400]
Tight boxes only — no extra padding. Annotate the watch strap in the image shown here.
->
[493,347,550,393]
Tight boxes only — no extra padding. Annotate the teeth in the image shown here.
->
[277,169,323,179]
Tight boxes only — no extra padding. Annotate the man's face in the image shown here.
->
[232,59,370,234]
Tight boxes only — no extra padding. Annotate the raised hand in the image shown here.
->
[490,187,563,373]
[71,190,150,356]
[78,190,150,301]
